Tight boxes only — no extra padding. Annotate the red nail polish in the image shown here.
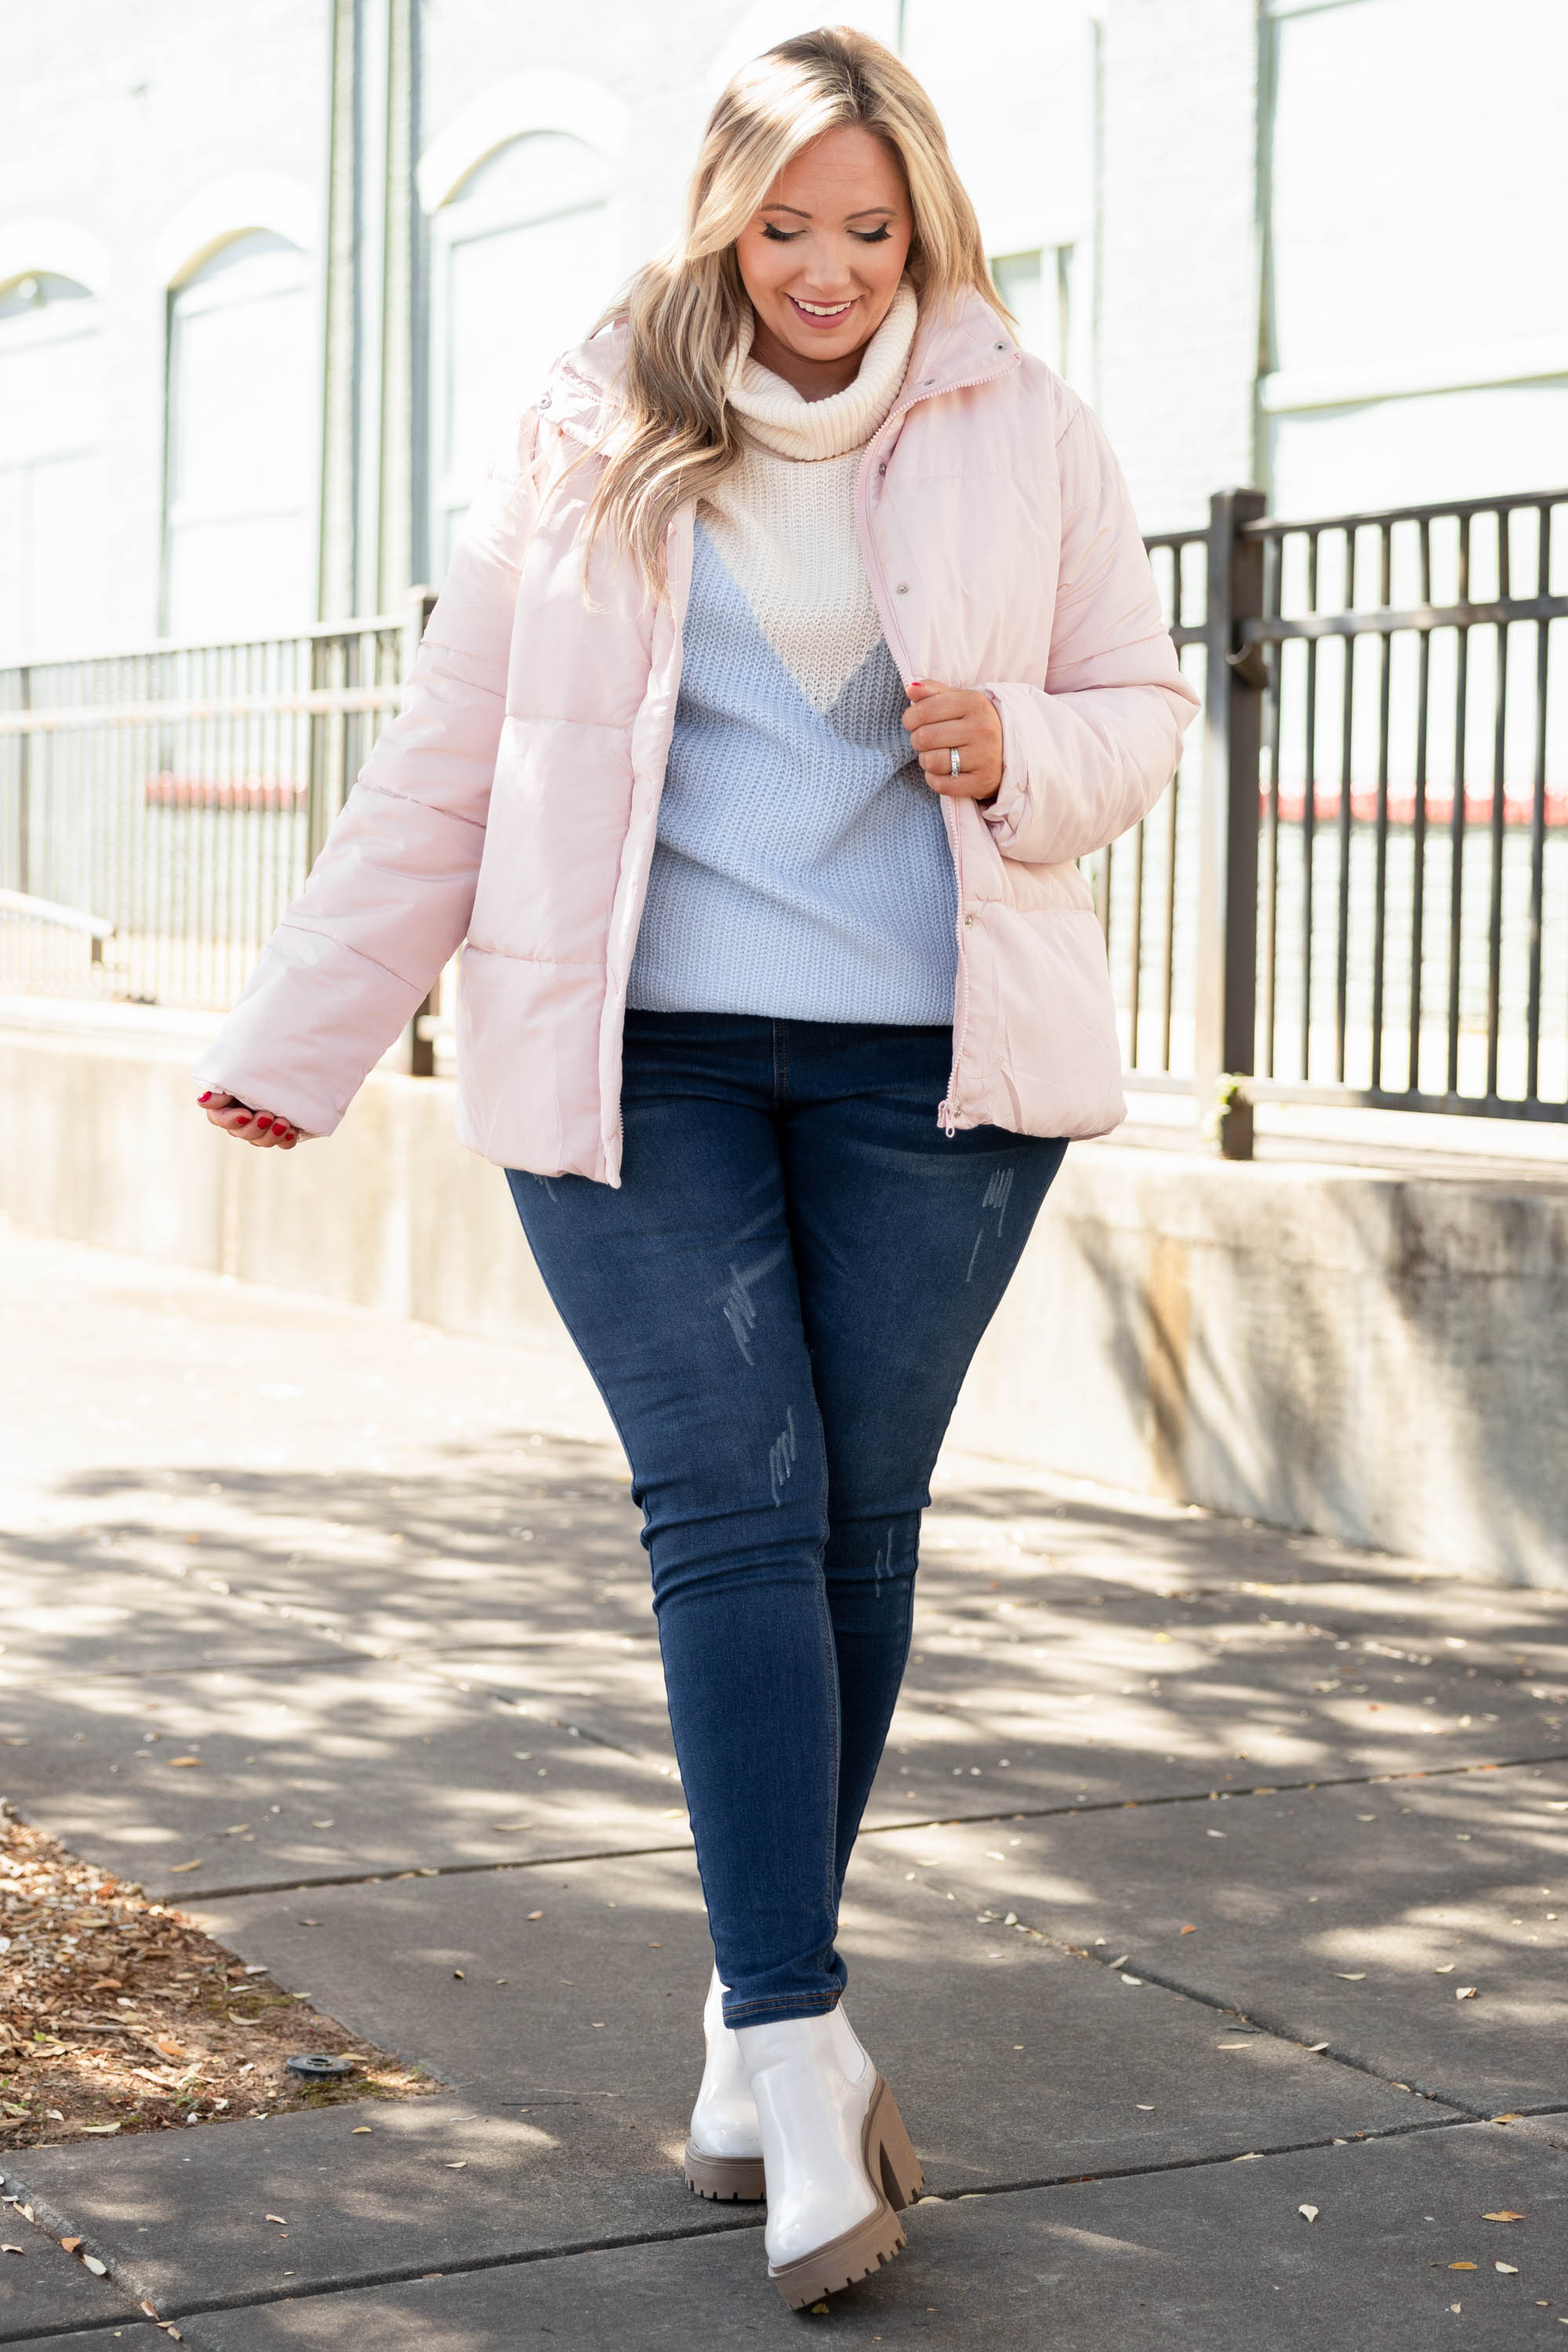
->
[255,1116,273,1131]
[235,1113,252,1126]
[198,1091,213,1103]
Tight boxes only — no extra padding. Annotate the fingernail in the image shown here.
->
[235,1114,252,1126]
[198,1091,213,1103]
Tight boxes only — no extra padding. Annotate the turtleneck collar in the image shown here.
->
[726,278,919,463]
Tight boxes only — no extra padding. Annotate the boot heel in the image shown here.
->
[868,2077,925,2211]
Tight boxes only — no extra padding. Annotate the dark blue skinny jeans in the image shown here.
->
[507,1011,1065,2026]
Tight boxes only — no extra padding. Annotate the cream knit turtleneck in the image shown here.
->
[725,277,920,461]
[699,280,918,712]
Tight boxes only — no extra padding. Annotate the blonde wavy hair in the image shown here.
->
[583,25,1006,593]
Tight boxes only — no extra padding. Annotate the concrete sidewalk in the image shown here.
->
[2,1220,1567,2347]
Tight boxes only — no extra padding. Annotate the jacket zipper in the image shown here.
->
[608,505,694,1175]
[853,350,1020,1136]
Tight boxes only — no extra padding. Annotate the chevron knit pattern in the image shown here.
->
[628,282,959,1025]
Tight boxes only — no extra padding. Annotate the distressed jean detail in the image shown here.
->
[507,1011,1065,2024]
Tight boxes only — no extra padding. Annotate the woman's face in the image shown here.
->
[735,124,913,384]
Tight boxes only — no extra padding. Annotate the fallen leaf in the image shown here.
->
[452,1969,465,1981]
[1450,2261,1476,2270]
[60,2238,83,2253]
[1298,2204,1319,2222]
[167,1861,202,1875]
[1496,2262,1519,2274]
[78,2124,122,2136]
[1434,1964,1456,1973]
[82,2255,108,2274]
[1307,2041,1330,2053]
[1456,1987,1479,2000]
[445,2160,467,2169]
[1120,1974,1143,1986]
[265,2214,287,2227]
[351,2126,372,2134]
[154,2038,184,2059]
[166,1759,203,1769]
[1180,1923,1197,1934]
[527,1911,543,1922]
[2,2245,24,2255]
[1335,1972,1367,1981]
[1484,2212,1526,2223]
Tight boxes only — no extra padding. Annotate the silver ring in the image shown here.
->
[949,749,961,778]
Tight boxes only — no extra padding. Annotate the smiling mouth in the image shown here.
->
[787,294,855,325]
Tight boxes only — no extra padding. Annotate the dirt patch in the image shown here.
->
[0,1802,436,2149]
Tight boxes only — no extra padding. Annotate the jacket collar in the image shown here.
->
[539,285,1018,447]
[895,286,1019,413]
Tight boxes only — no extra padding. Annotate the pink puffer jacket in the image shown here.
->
[196,290,1199,1182]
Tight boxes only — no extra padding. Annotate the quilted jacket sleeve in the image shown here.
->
[981,394,1200,869]
[191,410,542,1139]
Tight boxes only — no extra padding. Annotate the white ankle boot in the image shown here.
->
[736,2008,924,2308]
[682,1968,764,2201]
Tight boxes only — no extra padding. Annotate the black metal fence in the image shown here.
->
[0,604,425,1011]
[4,495,1566,1149]
[1098,485,1568,1148]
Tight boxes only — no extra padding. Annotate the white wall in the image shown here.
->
[1263,0,1568,514]
[0,0,328,656]
[3,0,1562,658]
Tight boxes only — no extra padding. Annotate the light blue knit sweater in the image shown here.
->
[627,289,958,1026]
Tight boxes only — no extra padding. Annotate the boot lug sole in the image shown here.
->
[683,2140,766,2202]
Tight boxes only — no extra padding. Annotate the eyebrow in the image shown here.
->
[758,202,898,219]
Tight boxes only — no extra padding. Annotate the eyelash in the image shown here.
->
[760,224,893,244]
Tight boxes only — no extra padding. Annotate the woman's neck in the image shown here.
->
[746,310,877,402]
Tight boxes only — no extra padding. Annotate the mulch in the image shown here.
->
[0,1802,434,2149]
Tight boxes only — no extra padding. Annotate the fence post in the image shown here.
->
[403,586,441,1076]
[16,665,30,898]
[1194,487,1266,1157]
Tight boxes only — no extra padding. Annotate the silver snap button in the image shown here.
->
[964,913,975,927]
[877,461,887,474]
[539,394,552,408]
[895,582,909,594]
[995,341,1007,350]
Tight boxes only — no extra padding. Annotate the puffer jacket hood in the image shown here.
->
[196,289,1200,1181]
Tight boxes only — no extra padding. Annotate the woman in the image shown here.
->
[195,27,1197,2310]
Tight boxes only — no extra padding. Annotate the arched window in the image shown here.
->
[164,229,314,638]
[0,271,104,659]
[430,132,618,570]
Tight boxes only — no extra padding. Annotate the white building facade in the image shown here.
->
[2,0,1564,662]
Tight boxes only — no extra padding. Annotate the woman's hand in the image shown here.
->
[902,678,1004,802]
[198,1091,301,1149]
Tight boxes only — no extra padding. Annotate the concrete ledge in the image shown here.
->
[3,1028,1564,1587]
